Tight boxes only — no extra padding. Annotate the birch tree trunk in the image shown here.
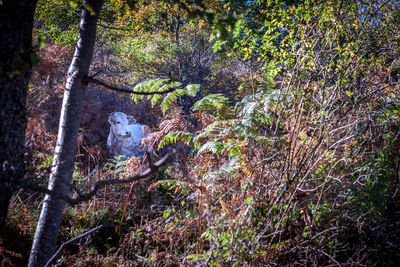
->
[0,0,37,237]
[28,1,103,266]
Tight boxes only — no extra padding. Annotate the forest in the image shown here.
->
[1,0,400,266]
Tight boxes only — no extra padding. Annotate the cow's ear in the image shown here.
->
[108,114,115,124]
[127,116,136,124]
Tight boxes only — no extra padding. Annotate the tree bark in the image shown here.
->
[28,1,103,266]
[0,0,37,237]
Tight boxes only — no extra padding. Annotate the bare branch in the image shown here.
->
[18,150,174,205]
[85,76,176,95]
[97,23,131,31]
[91,69,103,78]
[44,223,115,267]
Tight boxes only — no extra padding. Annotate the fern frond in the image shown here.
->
[239,101,258,118]
[131,79,170,103]
[185,84,200,97]
[222,139,246,159]
[129,79,201,114]
[130,78,183,104]
[197,140,224,155]
[203,157,241,183]
[191,94,230,113]
[150,82,175,106]
[193,121,224,139]
[161,89,186,114]
[148,179,191,195]
[158,131,193,149]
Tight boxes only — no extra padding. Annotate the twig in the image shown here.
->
[90,69,103,78]
[76,168,97,182]
[44,223,115,267]
[18,150,174,205]
[97,23,131,31]
[315,248,342,267]
[85,76,176,95]
[118,180,137,236]
[134,254,148,263]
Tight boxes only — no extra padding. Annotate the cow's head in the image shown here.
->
[108,112,137,138]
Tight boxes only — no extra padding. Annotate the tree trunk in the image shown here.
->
[0,0,37,237]
[28,1,103,266]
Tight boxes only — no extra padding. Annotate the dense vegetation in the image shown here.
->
[2,0,400,265]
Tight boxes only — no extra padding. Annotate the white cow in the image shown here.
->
[107,112,151,158]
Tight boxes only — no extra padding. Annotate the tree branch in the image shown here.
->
[355,81,400,105]
[18,150,174,205]
[17,178,73,203]
[44,223,115,267]
[97,23,131,31]
[85,76,176,95]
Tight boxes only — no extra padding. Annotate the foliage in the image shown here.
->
[150,0,400,265]
[130,78,200,114]
[7,0,400,266]
[34,0,81,46]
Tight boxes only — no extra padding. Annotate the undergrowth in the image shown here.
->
[4,1,400,266]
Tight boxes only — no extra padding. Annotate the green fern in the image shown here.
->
[158,131,193,149]
[192,120,231,149]
[130,79,200,114]
[161,89,185,114]
[131,79,173,103]
[197,140,225,155]
[191,94,230,114]
[185,84,201,97]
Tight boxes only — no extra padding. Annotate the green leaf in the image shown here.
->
[345,90,353,97]
[38,35,46,48]
[246,197,252,205]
